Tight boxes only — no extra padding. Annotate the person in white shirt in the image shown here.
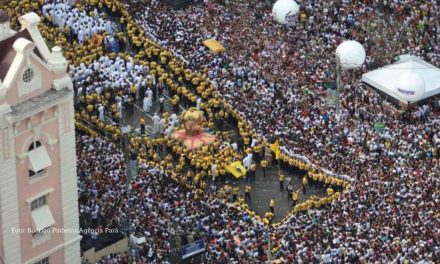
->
[98,104,105,121]
[152,113,161,134]
[117,101,122,117]
[164,124,174,137]
[143,96,152,112]
[105,20,113,34]
[242,153,253,170]
[78,28,85,44]
[158,118,166,134]
[169,113,179,127]
[196,97,202,109]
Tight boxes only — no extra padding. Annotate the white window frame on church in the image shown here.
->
[33,256,49,264]
[22,68,34,83]
[18,64,42,97]
[28,191,55,246]
[28,140,52,179]
[30,195,47,211]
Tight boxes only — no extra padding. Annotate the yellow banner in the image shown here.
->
[202,39,225,53]
[226,161,247,178]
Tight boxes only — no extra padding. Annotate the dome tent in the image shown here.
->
[362,55,440,105]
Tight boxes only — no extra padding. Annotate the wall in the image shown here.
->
[82,238,128,263]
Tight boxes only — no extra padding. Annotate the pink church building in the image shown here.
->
[0,10,80,264]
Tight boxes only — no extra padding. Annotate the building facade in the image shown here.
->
[0,10,81,264]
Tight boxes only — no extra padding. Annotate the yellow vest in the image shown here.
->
[292,192,299,201]
[270,199,275,207]
[326,188,334,196]
[303,177,308,185]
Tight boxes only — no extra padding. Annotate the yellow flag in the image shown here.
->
[270,140,281,160]
[202,39,226,53]
[226,161,247,178]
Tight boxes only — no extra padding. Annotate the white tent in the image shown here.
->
[362,55,440,104]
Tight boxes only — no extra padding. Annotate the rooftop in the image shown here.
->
[5,87,72,121]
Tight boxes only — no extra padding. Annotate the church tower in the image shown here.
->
[0,11,80,264]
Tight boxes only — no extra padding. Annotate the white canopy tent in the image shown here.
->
[362,55,440,105]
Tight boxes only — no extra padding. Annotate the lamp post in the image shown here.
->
[335,40,366,121]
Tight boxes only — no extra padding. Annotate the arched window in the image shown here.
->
[28,140,42,151]
[28,140,45,177]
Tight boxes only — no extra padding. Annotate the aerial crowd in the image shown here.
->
[4,0,440,263]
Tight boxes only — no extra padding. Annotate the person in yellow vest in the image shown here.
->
[260,159,268,177]
[243,137,250,147]
[194,172,202,187]
[140,117,145,135]
[300,11,307,28]
[250,163,257,182]
[171,95,179,113]
[269,198,275,213]
[326,187,334,196]
[237,195,245,205]
[87,104,94,113]
[302,175,308,194]
[264,211,274,224]
[305,199,314,210]
[279,174,285,191]
[244,185,252,203]
[292,191,299,207]
[232,185,239,202]
[200,180,207,190]
[223,184,231,197]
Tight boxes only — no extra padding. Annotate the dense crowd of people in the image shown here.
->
[127,1,440,262]
[136,0,440,262]
[76,135,126,232]
[42,1,115,43]
[4,0,440,263]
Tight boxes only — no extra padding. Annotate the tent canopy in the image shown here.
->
[362,55,440,104]
[202,39,225,53]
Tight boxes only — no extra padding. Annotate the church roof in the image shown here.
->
[0,29,43,81]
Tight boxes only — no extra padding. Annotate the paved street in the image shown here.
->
[121,94,326,222]
[221,166,325,222]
